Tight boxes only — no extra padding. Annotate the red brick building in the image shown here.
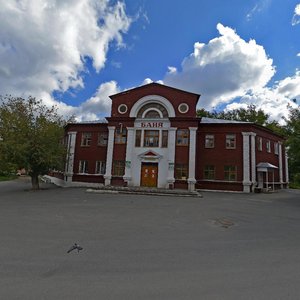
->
[51,82,288,193]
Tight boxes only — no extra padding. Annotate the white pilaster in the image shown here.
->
[242,132,251,193]
[279,142,283,188]
[285,148,289,185]
[104,126,115,186]
[65,131,77,182]
[250,133,256,188]
[123,127,134,186]
[188,127,198,192]
[167,127,177,188]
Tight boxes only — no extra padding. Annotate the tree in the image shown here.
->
[197,104,270,125]
[284,105,300,185]
[0,96,67,189]
[197,104,285,135]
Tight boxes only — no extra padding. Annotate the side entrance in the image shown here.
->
[140,162,158,187]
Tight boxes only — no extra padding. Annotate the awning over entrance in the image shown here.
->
[256,162,278,192]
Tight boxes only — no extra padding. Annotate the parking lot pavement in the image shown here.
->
[1,177,300,299]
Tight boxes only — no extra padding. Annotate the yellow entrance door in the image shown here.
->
[141,163,158,187]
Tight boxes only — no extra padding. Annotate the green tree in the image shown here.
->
[197,104,270,125]
[284,105,300,185]
[197,104,285,135]
[0,96,67,189]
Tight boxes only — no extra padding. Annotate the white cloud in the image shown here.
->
[292,3,300,25]
[0,0,131,118]
[246,0,271,21]
[78,80,119,120]
[164,23,275,110]
[223,71,300,123]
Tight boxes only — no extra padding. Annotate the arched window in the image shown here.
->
[137,103,168,118]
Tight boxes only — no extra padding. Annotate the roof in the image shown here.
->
[257,162,278,169]
[110,82,201,99]
[200,117,251,124]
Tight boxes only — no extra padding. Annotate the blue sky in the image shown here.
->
[0,0,300,122]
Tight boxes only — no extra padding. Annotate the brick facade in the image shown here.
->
[57,83,288,193]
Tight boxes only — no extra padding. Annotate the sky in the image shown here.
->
[0,0,300,123]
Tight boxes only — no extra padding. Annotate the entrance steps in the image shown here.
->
[87,186,202,197]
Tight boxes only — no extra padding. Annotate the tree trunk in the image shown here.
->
[31,174,40,190]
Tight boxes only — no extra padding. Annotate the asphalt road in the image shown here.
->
[1,177,300,300]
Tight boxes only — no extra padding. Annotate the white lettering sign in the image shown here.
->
[141,122,163,128]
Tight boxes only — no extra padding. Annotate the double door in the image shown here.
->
[140,163,158,187]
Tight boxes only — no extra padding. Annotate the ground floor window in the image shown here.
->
[79,160,89,173]
[113,160,125,176]
[95,161,106,175]
[175,164,188,180]
[224,165,237,181]
[204,165,215,179]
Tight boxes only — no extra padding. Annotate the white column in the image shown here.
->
[65,131,77,182]
[242,132,251,193]
[188,127,197,192]
[278,142,283,188]
[167,127,177,188]
[285,148,289,186]
[104,126,115,186]
[123,127,134,186]
[250,133,256,188]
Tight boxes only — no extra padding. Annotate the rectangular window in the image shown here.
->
[257,137,262,151]
[205,134,215,148]
[204,165,215,179]
[162,130,168,148]
[81,132,92,146]
[98,132,108,146]
[144,130,159,147]
[175,164,188,180]
[113,160,125,176]
[135,130,141,147]
[224,165,237,181]
[176,129,189,146]
[115,127,127,144]
[79,160,88,173]
[266,140,271,153]
[226,134,236,149]
[274,142,279,155]
[95,161,106,175]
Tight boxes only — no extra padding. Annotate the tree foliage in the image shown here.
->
[197,104,284,135]
[284,105,300,184]
[0,96,67,189]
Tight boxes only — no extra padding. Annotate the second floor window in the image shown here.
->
[135,130,142,147]
[115,127,127,144]
[226,134,236,149]
[205,134,214,148]
[266,140,271,153]
[176,129,189,146]
[162,130,168,148]
[144,130,159,147]
[257,137,262,151]
[81,132,92,146]
[98,132,108,146]
[274,142,279,155]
